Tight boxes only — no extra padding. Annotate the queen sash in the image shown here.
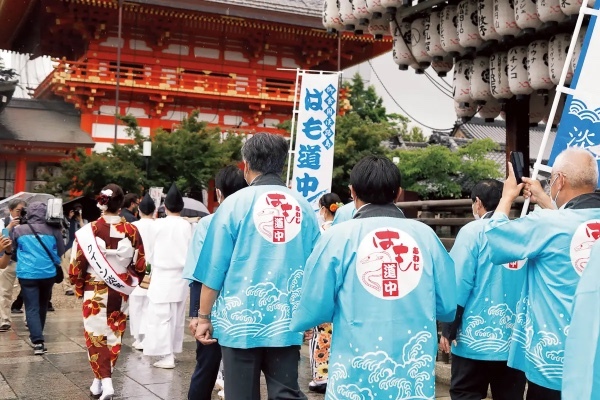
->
[75,223,139,295]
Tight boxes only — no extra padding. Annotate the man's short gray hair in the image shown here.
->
[241,133,289,175]
[8,199,26,211]
[553,147,599,189]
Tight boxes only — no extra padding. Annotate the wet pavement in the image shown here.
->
[0,308,452,399]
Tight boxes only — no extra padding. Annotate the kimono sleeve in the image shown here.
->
[449,222,480,308]
[562,242,600,400]
[195,206,235,291]
[69,239,88,296]
[485,210,552,265]
[429,231,457,322]
[128,224,146,279]
[290,231,341,332]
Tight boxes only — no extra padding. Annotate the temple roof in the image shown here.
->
[203,0,321,18]
[0,98,95,148]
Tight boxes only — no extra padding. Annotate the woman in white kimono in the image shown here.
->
[129,194,156,350]
[143,183,191,369]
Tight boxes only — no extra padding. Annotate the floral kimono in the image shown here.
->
[69,216,146,379]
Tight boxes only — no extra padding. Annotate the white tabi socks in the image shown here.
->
[99,378,114,400]
[153,353,175,369]
[89,378,102,397]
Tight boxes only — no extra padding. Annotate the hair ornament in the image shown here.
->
[329,202,344,213]
[96,189,114,211]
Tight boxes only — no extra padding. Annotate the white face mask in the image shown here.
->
[547,175,560,209]
[317,207,326,226]
[472,202,480,220]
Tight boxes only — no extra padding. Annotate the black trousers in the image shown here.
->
[221,345,307,400]
[450,354,526,400]
[525,380,561,400]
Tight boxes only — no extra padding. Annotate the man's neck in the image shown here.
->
[246,171,261,185]
[561,189,594,208]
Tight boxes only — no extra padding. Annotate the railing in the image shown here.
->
[35,59,296,103]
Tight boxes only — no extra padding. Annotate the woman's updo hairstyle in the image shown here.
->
[96,184,125,214]
[319,192,342,214]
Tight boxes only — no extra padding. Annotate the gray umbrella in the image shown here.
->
[0,192,55,219]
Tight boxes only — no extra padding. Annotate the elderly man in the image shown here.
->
[485,147,600,400]
[0,199,26,331]
[291,155,456,400]
[193,133,320,400]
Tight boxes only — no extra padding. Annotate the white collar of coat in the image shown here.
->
[103,215,122,224]
[356,203,371,213]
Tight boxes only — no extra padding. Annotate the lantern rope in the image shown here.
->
[368,60,454,131]
[423,72,453,99]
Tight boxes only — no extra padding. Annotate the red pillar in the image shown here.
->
[14,156,27,194]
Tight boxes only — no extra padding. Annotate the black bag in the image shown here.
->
[27,225,64,284]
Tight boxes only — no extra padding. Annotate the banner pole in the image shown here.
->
[521,5,589,217]
[286,68,302,187]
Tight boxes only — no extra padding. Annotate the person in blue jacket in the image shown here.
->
[441,179,526,400]
[13,201,65,355]
[485,147,600,400]
[290,155,456,400]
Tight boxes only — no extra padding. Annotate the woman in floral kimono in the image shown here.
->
[69,184,146,400]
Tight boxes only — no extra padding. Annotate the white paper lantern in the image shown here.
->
[323,0,345,32]
[530,93,548,125]
[411,18,432,67]
[458,0,483,50]
[478,0,502,41]
[508,46,533,96]
[391,20,420,71]
[470,56,493,104]
[425,10,447,59]
[454,59,473,105]
[493,0,521,38]
[490,52,513,101]
[367,0,387,17]
[353,0,372,25]
[368,14,390,39]
[572,26,587,72]
[339,0,358,30]
[527,40,553,92]
[455,101,478,119]
[441,6,466,55]
[561,0,596,16]
[538,0,567,24]
[432,57,454,77]
[381,0,405,11]
[549,33,573,85]
[478,97,502,121]
[515,0,542,32]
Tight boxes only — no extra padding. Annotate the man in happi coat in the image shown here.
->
[440,179,526,400]
[290,155,456,400]
[129,194,156,351]
[70,184,146,400]
[144,183,192,369]
[485,147,600,400]
[185,165,247,400]
[331,201,355,225]
[563,240,600,400]
[193,133,320,400]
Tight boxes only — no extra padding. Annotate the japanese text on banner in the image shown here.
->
[292,73,339,210]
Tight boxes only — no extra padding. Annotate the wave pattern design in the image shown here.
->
[327,331,435,400]
[212,269,303,339]
[569,99,600,124]
[457,303,515,354]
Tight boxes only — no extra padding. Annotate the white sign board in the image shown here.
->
[291,73,339,211]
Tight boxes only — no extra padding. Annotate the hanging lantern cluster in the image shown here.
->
[321,0,592,122]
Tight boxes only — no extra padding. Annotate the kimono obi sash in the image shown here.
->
[75,223,139,295]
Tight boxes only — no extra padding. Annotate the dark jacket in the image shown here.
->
[13,202,65,280]
[120,208,138,223]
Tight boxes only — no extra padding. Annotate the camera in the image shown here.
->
[18,209,27,225]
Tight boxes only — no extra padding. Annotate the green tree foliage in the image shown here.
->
[343,73,387,123]
[391,138,502,199]
[0,57,16,82]
[42,112,242,198]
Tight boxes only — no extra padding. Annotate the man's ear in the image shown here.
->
[350,185,357,202]
[394,187,404,203]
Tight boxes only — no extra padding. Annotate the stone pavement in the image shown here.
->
[0,308,453,399]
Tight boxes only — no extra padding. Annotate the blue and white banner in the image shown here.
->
[291,73,339,211]
[549,2,600,186]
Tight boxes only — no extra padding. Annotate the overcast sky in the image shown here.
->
[1,50,457,135]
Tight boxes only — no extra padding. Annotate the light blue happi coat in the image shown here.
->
[331,202,356,225]
[291,210,456,400]
[182,214,214,282]
[195,177,320,349]
[451,217,526,361]
[485,207,600,390]
[563,240,600,400]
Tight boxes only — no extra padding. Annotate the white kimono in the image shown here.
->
[143,215,191,357]
[129,217,155,342]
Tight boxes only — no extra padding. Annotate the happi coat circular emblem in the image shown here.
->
[356,228,424,300]
[253,191,303,244]
[503,260,526,271]
[570,220,600,276]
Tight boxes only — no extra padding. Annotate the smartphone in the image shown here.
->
[510,151,526,184]
[1,228,8,238]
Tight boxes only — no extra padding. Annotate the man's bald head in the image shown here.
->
[553,147,598,190]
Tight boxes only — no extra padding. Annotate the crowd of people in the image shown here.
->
[0,133,599,400]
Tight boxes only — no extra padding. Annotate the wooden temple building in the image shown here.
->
[0,0,391,197]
